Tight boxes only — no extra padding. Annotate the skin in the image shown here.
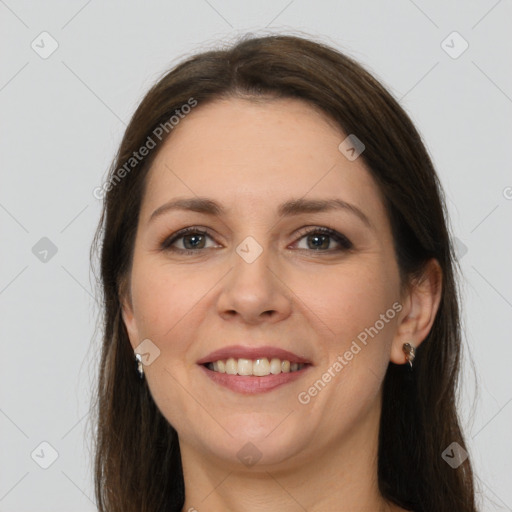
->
[121,97,442,512]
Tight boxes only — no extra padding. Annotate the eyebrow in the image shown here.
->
[148,196,373,229]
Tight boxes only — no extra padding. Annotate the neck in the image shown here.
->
[179,393,397,512]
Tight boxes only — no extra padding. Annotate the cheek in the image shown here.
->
[131,261,210,341]
[298,263,398,431]
[293,259,400,345]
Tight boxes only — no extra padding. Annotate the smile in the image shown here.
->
[197,344,313,394]
[205,357,306,376]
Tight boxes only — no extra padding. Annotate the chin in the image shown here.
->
[198,417,314,469]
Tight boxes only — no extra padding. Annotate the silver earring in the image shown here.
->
[135,353,144,379]
[402,343,416,368]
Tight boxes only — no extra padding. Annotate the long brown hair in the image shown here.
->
[90,33,477,512]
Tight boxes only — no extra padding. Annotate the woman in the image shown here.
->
[90,34,477,511]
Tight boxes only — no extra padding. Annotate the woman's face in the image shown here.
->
[122,97,406,468]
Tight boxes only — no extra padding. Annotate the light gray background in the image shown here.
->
[1,1,511,510]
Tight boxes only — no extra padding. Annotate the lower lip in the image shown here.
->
[198,364,312,394]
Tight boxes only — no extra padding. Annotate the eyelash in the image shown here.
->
[159,226,353,255]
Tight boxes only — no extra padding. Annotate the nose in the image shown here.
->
[216,239,293,325]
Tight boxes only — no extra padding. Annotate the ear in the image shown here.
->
[390,258,443,365]
[119,278,139,351]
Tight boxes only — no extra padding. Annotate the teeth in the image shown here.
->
[270,358,281,374]
[225,358,237,375]
[253,358,270,376]
[237,358,252,376]
[206,357,306,376]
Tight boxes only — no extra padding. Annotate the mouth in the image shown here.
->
[196,345,313,394]
[203,358,308,376]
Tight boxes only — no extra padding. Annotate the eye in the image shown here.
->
[160,227,217,254]
[292,226,353,252]
[160,226,353,254]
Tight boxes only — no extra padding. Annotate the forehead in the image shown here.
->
[140,97,387,225]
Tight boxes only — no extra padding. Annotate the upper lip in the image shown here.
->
[197,345,312,365]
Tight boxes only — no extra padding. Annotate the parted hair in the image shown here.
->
[90,33,477,512]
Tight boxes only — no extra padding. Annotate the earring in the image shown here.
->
[402,343,416,368]
[135,353,144,379]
